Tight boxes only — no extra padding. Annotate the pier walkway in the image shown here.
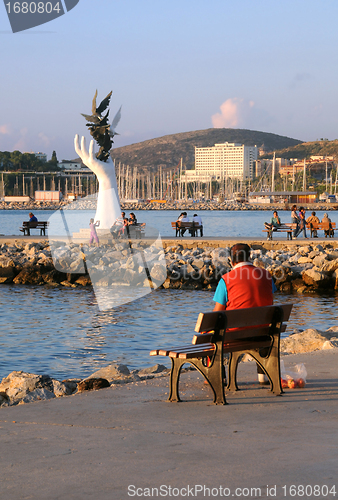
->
[0,350,337,500]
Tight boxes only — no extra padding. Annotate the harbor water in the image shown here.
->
[1,208,338,381]
[1,208,337,238]
[0,285,337,381]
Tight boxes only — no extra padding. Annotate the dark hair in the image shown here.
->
[193,214,197,217]
[230,243,251,264]
[312,211,316,216]
[291,205,297,211]
[299,206,304,211]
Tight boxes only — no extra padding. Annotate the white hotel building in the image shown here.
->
[184,142,258,183]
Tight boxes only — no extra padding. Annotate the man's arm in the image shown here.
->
[212,279,227,311]
[213,302,226,311]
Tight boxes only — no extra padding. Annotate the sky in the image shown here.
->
[1,0,338,161]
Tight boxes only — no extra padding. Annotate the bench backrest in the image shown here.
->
[23,221,48,227]
[306,221,335,229]
[193,304,292,344]
[171,221,200,228]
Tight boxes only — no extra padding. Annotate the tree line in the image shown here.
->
[0,150,60,172]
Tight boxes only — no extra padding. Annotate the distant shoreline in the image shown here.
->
[1,200,338,212]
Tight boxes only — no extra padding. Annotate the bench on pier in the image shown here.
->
[111,222,146,239]
[262,223,295,240]
[171,221,203,237]
[150,303,293,405]
[128,223,146,239]
[307,221,335,238]
[20,221,49,236]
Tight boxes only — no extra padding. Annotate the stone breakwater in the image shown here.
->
[1,239,338,293]
[1,198,337,212]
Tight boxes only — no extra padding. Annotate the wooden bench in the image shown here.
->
[20,221,49,236]
[129,223,146,239]
[307,221,335,238]
[111,222,146,239]
[171,221,203,237]
[262,223,295,240]
[150,304,293,405]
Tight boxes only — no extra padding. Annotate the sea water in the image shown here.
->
[1,208,337,238]
[0,285,337,381]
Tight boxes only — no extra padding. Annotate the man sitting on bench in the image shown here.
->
[264,211,281,232]
[213,243,277,385]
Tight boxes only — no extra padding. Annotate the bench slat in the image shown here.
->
[224,339,272,353]
[192,333,214,344]
[195,304,292,333]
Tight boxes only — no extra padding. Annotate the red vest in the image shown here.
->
[222,264,273,310]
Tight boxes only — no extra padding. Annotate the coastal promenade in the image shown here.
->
[1,234,338,247]
[0,350,337,500]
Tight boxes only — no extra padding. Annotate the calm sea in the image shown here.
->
[1,208,337,238]
[0,285,337,381]
[1,208,338,381]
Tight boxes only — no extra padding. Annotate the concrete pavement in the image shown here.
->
[0,350,337,500]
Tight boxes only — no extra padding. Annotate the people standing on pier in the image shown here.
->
[212,243,277,385]
[306,211,320,238]
[294,207,308,238]
[290,205,300,238]
[89,218,100,246]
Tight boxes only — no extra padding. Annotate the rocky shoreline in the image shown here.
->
[1,239,338,293]
[1,326,338,407]
[1,199,337,212]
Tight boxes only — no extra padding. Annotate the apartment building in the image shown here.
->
[184,142,258,182]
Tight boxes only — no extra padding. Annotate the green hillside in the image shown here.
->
[111,128,302,172]
[262,139,338,160]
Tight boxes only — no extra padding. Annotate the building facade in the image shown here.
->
[184,142,258,183]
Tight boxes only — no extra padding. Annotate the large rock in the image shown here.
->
[138,364,168,376]
[0,371,53,402]
[302,268,331,287]
[77,378,110,393]
[85,363,130,383]
[22,388,56,403]
[280,329,337,354]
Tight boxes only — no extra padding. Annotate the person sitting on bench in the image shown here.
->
[20,212,38,232]
[306,211,320,238]
[213,243,277,385]
[29,212,38,223]
[190,213,203,237]
[264,211,281,231]
[176,212,189,236]
[322,212,334,238]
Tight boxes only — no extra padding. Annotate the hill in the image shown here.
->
[262,139,338,161]
[111,128,302,172]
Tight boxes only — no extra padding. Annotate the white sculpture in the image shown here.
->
[74,90,122,229]
[74,135,121,228]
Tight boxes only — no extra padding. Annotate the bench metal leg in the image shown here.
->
[168,358,185,402]
[227,334,283,396]
[168,355,227,405]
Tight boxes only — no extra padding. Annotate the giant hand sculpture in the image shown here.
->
[74,135,121,229]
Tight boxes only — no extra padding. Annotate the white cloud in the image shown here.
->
[38,132,52,149]
[0,124,11,135]
[211,98,255,128]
